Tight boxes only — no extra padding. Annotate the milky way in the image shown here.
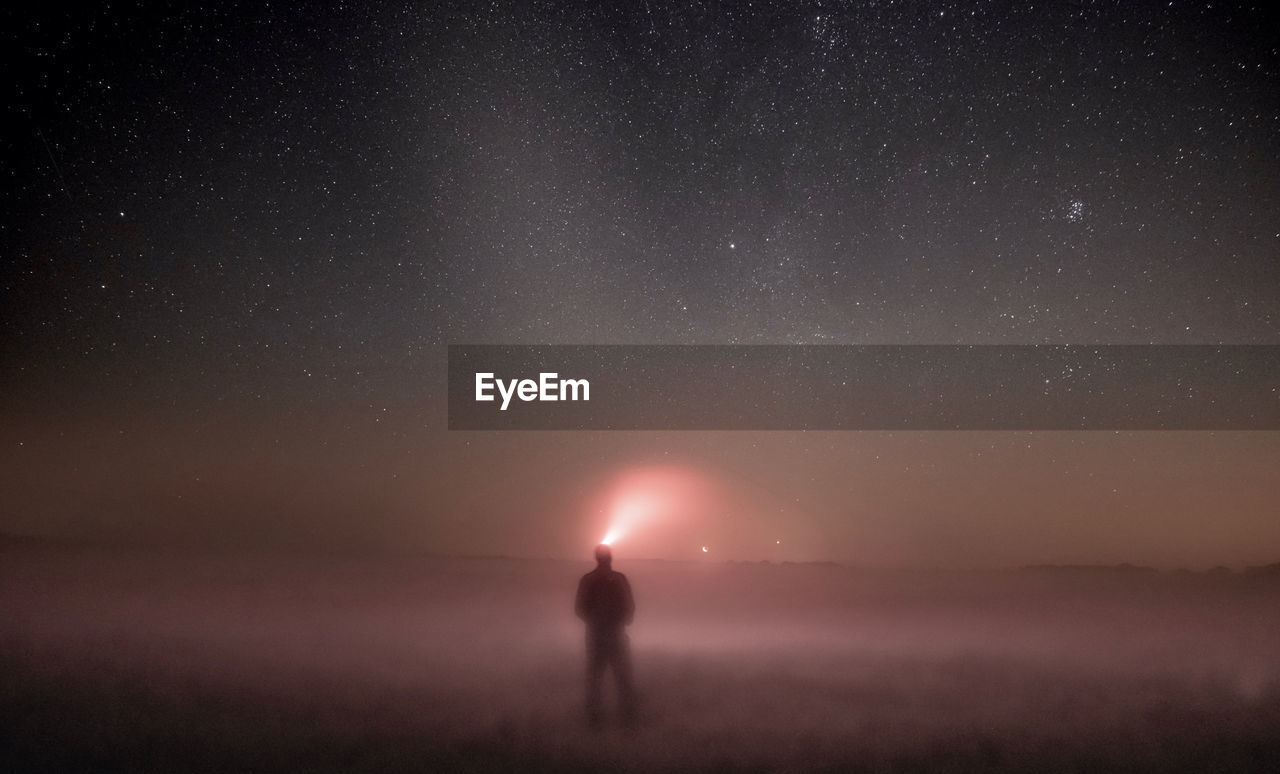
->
[3,2,1278,566]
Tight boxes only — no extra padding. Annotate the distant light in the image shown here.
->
[701,546,708,553]
[776,540,781,544]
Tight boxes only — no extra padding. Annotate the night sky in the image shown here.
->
[3,1,1278,567]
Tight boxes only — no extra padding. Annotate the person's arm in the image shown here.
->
[574,575,589,621]
[621,575,635,626]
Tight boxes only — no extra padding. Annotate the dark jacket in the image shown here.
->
[575,567,635,632]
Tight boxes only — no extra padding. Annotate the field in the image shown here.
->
[3,540,1279,772]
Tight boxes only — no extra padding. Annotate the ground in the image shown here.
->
[2,542,1278,772]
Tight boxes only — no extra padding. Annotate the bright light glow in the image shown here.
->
[701,546,708,553]
[595,465,719,554]
[600,489,662,546]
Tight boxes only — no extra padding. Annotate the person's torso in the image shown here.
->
[581,570,628,627]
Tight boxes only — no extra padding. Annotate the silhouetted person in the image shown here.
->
[575,543,637,727]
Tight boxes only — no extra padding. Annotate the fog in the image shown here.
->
[3,540,1278,771]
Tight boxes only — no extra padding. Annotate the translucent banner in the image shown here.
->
[447,345,1280,430]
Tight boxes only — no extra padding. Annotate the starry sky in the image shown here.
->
[3,1,1279,567]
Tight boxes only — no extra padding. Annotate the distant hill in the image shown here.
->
[1022,562,1280,578]
[1244,561,1280,577]
[1019,562,1158,574]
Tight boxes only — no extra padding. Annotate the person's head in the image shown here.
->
[594,543,612,568]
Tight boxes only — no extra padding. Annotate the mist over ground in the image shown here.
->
[3,539,1278,772]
